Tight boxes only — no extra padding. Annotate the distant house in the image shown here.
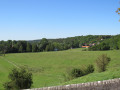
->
[92,43,96,46]
[89,43,96,47]
[101,38,103,40]
[82,46,90,48]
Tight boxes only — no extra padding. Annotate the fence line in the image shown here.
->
[26,78,120,90]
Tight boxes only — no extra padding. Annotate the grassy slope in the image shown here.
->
[0,48,120,89]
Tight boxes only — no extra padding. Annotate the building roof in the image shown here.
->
[82,46,90,48]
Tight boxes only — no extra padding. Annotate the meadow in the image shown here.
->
[0,48,120,89]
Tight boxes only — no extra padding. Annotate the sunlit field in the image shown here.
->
[0,48,120,89]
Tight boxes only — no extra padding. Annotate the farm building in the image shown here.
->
[82,46,90,48]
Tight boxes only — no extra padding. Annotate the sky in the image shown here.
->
[0,0,120,41]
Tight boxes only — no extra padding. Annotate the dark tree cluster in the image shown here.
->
[89,35,120,51]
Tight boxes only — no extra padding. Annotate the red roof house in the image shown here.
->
[82,46,90,48]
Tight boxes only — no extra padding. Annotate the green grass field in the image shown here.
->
[0,48,120,89]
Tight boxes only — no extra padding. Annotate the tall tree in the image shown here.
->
[38,38,48,51]
[117,39,120,49]
[0,42,8,56]
[19,45,23,53]
[32,44,38,52]
[26,43,32,52]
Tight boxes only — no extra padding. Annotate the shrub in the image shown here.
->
[96,54,111,72]
[63,64,94,81]
[3,68,33,90]
[85,64,94,74]
[70,68,84,78]
[63,68,84,81]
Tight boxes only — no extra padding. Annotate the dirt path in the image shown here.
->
[0,56,20,69]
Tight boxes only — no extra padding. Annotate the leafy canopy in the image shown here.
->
[3,68,33,90]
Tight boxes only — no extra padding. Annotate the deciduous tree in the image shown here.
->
[3,68,33,90]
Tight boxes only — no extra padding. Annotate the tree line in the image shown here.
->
[0,35,112,54]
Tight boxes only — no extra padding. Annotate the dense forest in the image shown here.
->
[0,35,116,54]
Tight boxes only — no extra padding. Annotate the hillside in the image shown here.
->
[0,48,120,89]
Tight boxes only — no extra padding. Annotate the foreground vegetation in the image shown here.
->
[3,68,33,90]
[0,48,120,89]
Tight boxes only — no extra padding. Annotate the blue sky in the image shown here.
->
[0,0,120,41]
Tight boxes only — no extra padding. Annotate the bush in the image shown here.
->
[96,54,111,72]
[63,64,94,81]
[3,68,33,90]
[85,64,94,74]
[63,68,84,81]
[71,68,84,78]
